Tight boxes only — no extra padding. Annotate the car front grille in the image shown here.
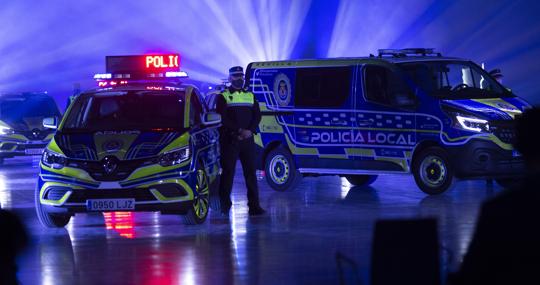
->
[67,188,157,203]
[67,158,157,181]
[490,120,516,144]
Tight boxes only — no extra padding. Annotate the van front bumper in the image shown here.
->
[0,141,48,157]
[446,139,525,179]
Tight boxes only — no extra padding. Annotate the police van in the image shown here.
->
[36,54,222,227]
[246,48,529,194]
[0,92,60,164]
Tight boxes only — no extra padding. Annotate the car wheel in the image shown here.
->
[345,175,378,186]
[264,146,301,191]
[183,166,209,225]
[35,186,71,228]
[412,147,454,195]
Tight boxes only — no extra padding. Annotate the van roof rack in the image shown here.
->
[378,48,441,58]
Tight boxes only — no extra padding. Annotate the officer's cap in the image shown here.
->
[229,66,244,76]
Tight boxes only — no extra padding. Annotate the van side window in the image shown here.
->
[295,67,352,108]
[364,65,415,107]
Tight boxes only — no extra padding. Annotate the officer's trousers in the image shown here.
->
[219,136,260,211]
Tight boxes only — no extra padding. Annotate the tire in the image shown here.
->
[412,146,454,195]
[183,165,210,225]
[495,178,522,189]
[264,146,301,191]
[345,175,378,186]
[35,186,71,228]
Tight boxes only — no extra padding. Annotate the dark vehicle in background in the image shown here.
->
[0,92,60,164]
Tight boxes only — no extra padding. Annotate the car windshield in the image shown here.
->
[61,90,186,132]
[0,95,60,126]
[399,61,512,99]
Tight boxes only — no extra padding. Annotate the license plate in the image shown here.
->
[86,199,135,211]
[25,148,44,155]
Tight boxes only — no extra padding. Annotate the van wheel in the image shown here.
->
[35,186,71,228]
[183,166,209,225]
[412,147,454,195]
[345,175,378,186]
[265,147,301,191]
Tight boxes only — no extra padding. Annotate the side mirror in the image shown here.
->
[202,112,221,126]
[43,117,58,129]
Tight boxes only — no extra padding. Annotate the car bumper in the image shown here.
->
[0,141,48,157]
[37,178,196,215]
[446,139,525,179]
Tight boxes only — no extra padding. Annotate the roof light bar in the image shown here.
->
[94,73,112,79]
[378,48,440,57]
[165,71,188,78]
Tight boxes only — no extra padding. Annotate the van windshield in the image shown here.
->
[61,90,186,133]
[398,61,513,99]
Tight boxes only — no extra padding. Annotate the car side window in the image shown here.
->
[364,65,415,107]
[295,66,352,108]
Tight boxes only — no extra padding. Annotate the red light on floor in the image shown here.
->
[103,211,135,239]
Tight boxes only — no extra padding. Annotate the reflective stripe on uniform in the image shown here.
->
[221,90,254,106]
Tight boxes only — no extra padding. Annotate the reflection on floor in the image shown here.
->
[0,156,502,284]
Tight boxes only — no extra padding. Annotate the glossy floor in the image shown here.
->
[0,156,502,285]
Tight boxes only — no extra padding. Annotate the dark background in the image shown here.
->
[1,0,539,106]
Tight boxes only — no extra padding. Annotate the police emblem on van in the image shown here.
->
[273,73,291,106]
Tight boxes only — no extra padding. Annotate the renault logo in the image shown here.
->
[102,156,118,174]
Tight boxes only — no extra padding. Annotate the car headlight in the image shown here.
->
[41,150,67,169]
[0,126,13,135]
[455,115,490,133]
[159,147,190,167]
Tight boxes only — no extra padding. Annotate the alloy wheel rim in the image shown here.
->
[194,169,209,219]
[269,155,290,185]
[419,155,447,187]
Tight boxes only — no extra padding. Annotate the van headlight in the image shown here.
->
[0,126,13,135]
[159,147,190,167]
[455,115,490,133]
[42,150,67,169]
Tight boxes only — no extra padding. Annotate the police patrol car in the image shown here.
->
[247,48,529,194]
[0,92,60,164]
[36,54,221,227]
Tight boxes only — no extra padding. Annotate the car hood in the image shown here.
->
[440,97,530,121]
[54,130,189,160]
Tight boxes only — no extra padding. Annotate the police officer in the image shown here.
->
[216,66,266,216]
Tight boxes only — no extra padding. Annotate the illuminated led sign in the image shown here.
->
[106,54,181,74]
